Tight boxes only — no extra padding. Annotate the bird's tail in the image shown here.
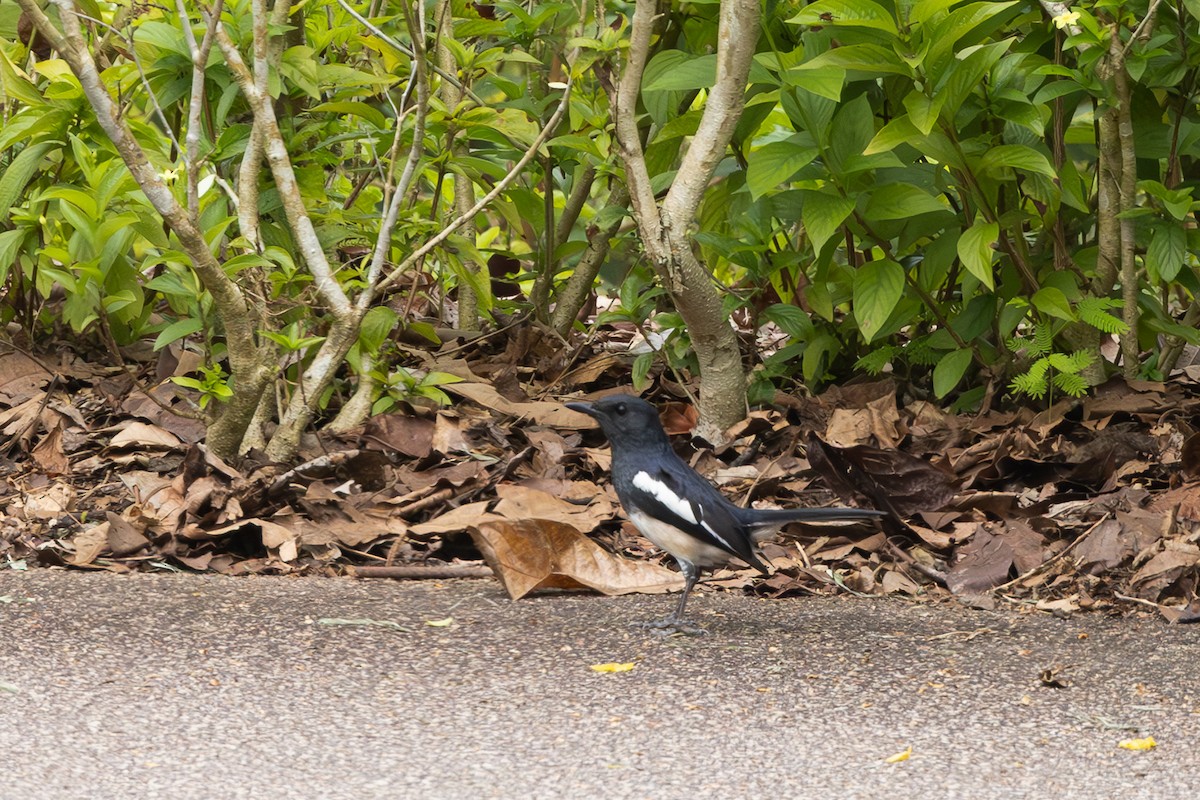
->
[739,506,885,528]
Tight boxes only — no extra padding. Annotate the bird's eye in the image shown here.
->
[615,403,627,415]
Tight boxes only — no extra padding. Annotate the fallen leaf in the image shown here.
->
[69,524,109,566]
[470,519,682,600]
[946,524,1014,595]
[31,424,69,474]
[107,421,183,449]
[590,662,635,673]
[425,617,454,627]
[493,483,614,533]
[1118,736,1157,751]
[105,511,150,557]
[885,745,912,763]
[408,501,503,535]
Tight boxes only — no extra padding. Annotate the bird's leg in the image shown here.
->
[636,560,706,636]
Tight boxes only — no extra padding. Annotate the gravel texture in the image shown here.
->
[1,570,1197,799]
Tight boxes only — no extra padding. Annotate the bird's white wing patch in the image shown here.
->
[633,471,696,524]
[632,470,731,550]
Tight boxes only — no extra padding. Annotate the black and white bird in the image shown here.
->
[568,394,884,634]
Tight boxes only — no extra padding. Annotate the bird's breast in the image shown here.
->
[627,508,736,569]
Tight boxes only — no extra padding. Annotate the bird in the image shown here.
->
[567,394,885,634]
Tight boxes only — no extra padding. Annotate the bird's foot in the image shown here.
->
[633,617,707,636]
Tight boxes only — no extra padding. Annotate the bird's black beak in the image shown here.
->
[566,401,599,418]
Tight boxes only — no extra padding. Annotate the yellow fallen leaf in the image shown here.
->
[885,745,913,764]
[425,617,454,627]
[1118,737,1157,751]
[590,662,635,673]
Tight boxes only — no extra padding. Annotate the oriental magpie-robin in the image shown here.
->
[568,394,884,634]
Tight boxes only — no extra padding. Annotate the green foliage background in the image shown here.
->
[1,0,1198,427]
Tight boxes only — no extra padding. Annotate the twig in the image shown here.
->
[335,0,487,107]
[991,512,1112,593]
[349,564,494,579]
[884,537,948,587]
[395,487,459,518]
[1113,592,1169,612]
[267,450,362,496]
[375,74,573,295]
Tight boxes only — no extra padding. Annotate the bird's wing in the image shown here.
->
[627,463,765,570]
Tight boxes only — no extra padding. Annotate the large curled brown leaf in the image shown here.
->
[470,519,681,600]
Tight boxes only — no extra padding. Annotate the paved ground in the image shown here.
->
[0,570,1197,799]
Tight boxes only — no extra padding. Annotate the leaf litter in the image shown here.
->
[2,335,1200,623]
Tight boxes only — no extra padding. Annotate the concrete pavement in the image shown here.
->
[1,570,1197,799]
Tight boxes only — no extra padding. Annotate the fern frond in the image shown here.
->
[1053,372,1090,397]
[1032,325,1053,356]
[1010,356,1051,398]
[1078,297,1130,335]
[855,346,898,375]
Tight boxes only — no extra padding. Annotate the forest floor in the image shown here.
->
[2,332,1200,622]
[1,571,1196,800]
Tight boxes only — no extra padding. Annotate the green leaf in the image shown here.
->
[420,372,466,386]
[788,0,899,34]
[0,228,28,284]
[802,333,839,383]
[359,306,399,354]
[864,115,920,155]
[978,144,1057,179]
[153,317,204,351]
[853,259,905,343]
[902,91,944,135]
[957,220,998,290]
[310,101,388,129]
[803,191,855,253]
[782,66,845,101]
[632,352,654,392]
[0,49,47,107]
[933,348,973,398]
[643,52,716,92]
[762,303,812,338]
[1145,224,1187,283]
[796,44,913,77]
[0,141,59,221]
[1077,297,1129,334]
[864,184,947,220]
[1031,287,1076,321]
[746,141,818,200]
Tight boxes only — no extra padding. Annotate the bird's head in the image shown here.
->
[566,394,670,450]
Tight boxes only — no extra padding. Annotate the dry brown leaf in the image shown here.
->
[493,484,614,533]
[0,352,52,404]
[0,394,46,439]
[408,501,503,535]
[470,518,682,599]
[362,414,435,458]
[432,414,470,454]
[946,524,1014,595]
[107,420,183,449]
[119,471,187,531]
[106,511,150,557]
[446,381,593,428]
[18,482,75,520]
[69,524,109,566]
[31,424,69,475]
[1130,547,1199,597]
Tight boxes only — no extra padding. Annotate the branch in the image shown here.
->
[660,0,758,226]
[177,0,224,218]
[213,16,353,319]
[609,0,662,240]
[374,76,574,295]
[335,0,487,108]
